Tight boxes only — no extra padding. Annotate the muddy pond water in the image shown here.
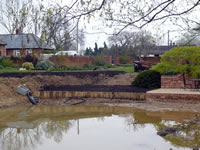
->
[0,105,199,150]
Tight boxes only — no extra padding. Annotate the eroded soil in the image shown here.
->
[2,71,200,113]
[0,71,138,108]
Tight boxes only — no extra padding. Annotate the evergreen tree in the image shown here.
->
[93,42,99,55]
[104,41,108,49]
[84,47,93,56]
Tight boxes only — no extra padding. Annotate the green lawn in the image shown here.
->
[0,67,20,72]
[0,64,135,73]
[110,65,134,73]
[0,67,46,73]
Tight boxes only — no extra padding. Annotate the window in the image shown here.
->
[26,49,32,55]
[13,50,20,57]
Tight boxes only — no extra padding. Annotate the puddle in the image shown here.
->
[0,105,198,150]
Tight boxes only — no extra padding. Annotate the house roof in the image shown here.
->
[0,34,53,50]
[148,45,175,55]
[0,40,6,46]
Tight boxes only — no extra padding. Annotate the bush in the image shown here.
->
[105,64,113,68]
[92,55,107,66]
[153,46,200,78]
[1,58,13,67]
[83,64,89,68]
[119,56,131,64]
[10,56,23,66]
[132,70,161,89]
[42,50,57,54]
[22,62,34,70]
[82,64,95,70]
[23,55,38,66]
[54,66,68,71]
[36,60,54,70]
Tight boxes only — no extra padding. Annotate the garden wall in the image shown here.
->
[50,56,120,66]
[161,74,195,89]
[146,92,200,101]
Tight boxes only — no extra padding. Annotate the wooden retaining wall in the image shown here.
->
[33,91,146,100]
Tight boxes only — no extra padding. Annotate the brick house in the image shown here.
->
[0,33,53,57]
[0,41,6,56]
[141,45,175,63]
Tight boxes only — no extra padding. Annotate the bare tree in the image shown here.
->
[1,0,200,48]
[107,30,155,58]
[0,0,35,34]
[176,31,200,46]
[40,4,85,50]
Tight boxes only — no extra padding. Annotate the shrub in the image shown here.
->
[83,64,89,68]
[36,60,54,70]
[54,66,68,71]
[105,64,113,68]
[153,46,200,78]
[23,55,38,66]
[1,58,13,67]
[82,64,94,70]
[132,70,161,89]
[22,62,34,70]
[42,50,57,54]
[119,56,131,64]
[10,56,23,66]
[92,55,107,66]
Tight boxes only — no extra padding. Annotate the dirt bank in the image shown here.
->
[41,85,147,92]
[2,71,200,113]
[39,98,200,113]
[0,72,138,108]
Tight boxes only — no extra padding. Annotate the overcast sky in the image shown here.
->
[0,0,199,50]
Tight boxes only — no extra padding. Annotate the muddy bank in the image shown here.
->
[0,71,125,78]
[11,97,200,113]
[114,99,200,112]
[0,72,138,108]
[2,71,200,113]
[41,85,147,92]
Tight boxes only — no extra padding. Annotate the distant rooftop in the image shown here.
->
[0,40,6,46]
[0,34,53,50]
[140,45,175,55]
[150,45,175,55]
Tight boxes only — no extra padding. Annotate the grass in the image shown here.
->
[0,64,135,73]
[0,66,47,73]
[110,65,134,73]
[0,67,20,72]
[0,66,91,73]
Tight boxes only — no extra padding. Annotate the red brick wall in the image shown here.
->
[114,56,120,64]
[50,56,120,66]
[0,45,6,56]
[50,56,94,66]
[146,93,200,101]
[7,50,13,56]
[104,56,112,64]
[161,74,195,89]
[161,74,184,88]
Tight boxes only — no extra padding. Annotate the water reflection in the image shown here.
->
[0,118,74,150]
[0,105,198,150]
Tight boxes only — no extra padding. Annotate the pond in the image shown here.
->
[0,105,199,150]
